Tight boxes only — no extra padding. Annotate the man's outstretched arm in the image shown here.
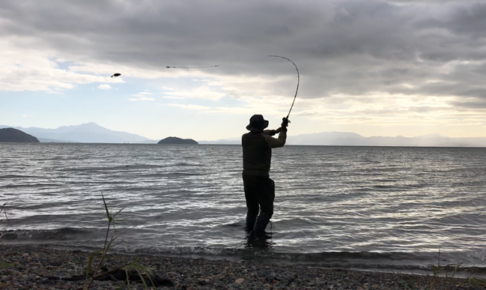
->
[263,127,287,148]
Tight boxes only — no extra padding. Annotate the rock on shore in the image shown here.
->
[0,244,483,289]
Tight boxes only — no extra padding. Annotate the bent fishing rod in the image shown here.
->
[268,55,299,135]
[269,55,300,119]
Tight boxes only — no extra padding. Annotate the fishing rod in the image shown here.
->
[269,55,300,119]
[266,55,299,136]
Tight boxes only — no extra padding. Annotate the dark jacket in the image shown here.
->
[242,130,287,177]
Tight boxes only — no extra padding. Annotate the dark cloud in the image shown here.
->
[451,100,486,109]
[443,3,486,39]
[1,0,486,108]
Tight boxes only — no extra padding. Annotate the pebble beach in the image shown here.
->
[0,245,484,290]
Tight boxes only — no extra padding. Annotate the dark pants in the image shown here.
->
[243,174,275,233]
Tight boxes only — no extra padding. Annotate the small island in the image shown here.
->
[157,137,198,145]
[0,128,40,143]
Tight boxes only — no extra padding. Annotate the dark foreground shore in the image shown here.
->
[0,245,484,290]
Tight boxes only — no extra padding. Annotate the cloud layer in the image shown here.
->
[1,0,485,136]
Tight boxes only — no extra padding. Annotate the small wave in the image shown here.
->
[0,228,92,241]
[31,156,65,161]
[373,185,396,189]
[174,162,204,167]
[0,175,43,179]
[273,218,316,228]
[138,172,203,178]
[0,183,62,189]
[59,164,171,172]
[122,247,486,275]
[223,221,244,228]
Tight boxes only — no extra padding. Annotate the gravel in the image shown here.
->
[0,244,484,289]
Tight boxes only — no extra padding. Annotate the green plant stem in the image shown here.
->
[103,221,110,249]
[85,230,112,289]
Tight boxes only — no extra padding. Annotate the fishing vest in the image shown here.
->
[242,132,272,177]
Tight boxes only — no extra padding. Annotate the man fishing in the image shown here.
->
[242,115,289,238]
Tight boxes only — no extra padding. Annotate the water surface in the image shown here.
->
[1,143,485,273]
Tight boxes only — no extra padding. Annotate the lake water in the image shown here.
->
[1,143,486,274]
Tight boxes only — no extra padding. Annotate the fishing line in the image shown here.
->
[110,65,218,78]
[165,65,219,69]
[269,55,300,118]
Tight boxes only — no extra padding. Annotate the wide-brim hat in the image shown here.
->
[246,114,269,132]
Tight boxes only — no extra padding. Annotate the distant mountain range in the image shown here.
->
[287,132,486,147]
[1,123,485,147]
[200,132,486,147]
[0,123,155,143]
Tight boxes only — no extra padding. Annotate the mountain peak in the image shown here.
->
[78,122,103,129]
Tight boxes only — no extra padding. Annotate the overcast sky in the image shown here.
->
[1,0,485,140]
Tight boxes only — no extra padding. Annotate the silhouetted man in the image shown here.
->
[242,115,288,237]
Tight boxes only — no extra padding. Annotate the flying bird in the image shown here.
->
[111,73,121,78]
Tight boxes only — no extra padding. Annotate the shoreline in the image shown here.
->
[1,244,484,289]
